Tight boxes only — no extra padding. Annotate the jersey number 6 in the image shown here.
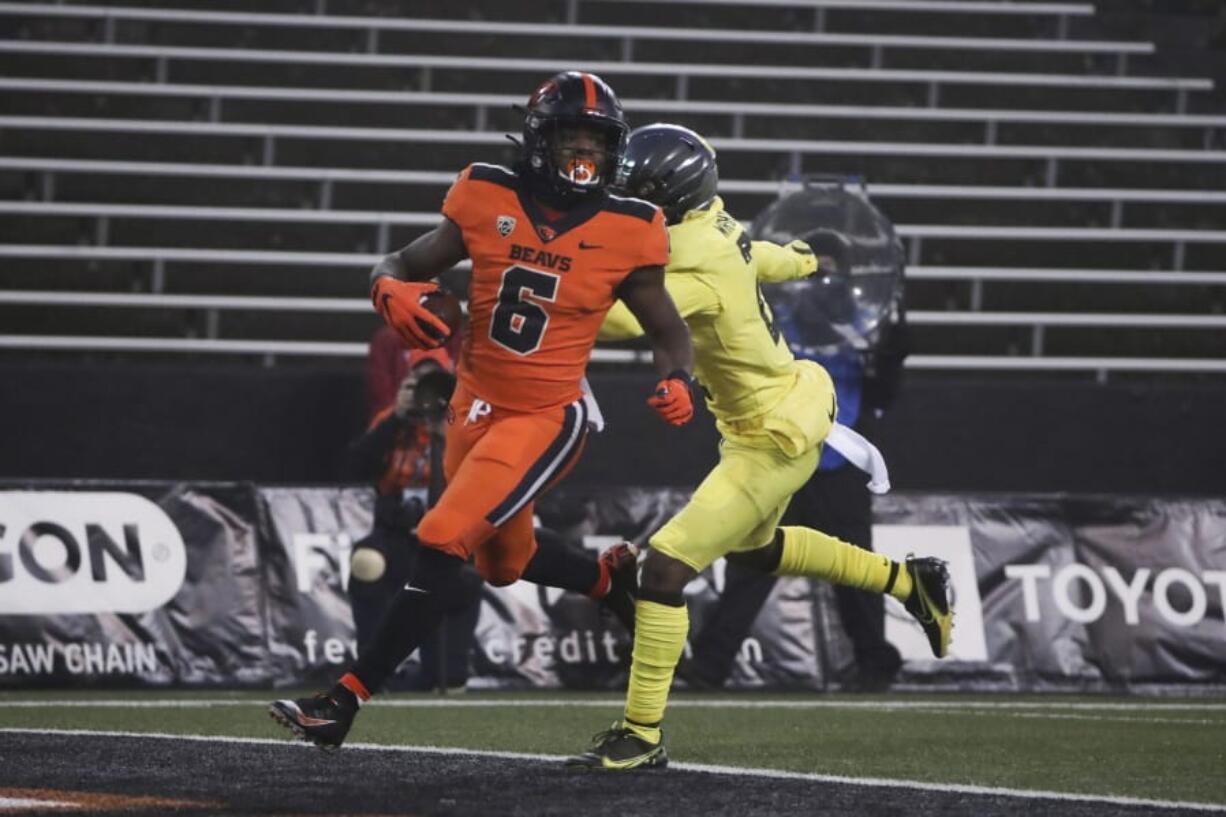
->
[490,265,560,355]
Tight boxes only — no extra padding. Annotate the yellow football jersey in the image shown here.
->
[599,196,818,426]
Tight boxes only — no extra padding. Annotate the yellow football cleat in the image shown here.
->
[903,557,954,658]
[565,723,668,771]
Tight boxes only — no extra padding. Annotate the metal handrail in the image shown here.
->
[3,335,1222,375]
[9,156,1226,203]
[0,3,1141,52]
[0,41,1206,90]
[5,290,1222,329]
[579,0,1096,14]
[4,117,1223,163]
[6,203,1226,244]
[7,78,1221,128]
[4,246,1226,285]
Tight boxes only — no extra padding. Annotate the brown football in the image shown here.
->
[418,289,464,339]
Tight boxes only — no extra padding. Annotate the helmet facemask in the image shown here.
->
[527,117,625,206]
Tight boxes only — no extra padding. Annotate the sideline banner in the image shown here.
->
[1,484,1223,689]
[873,494,1226,687]
[0,484,267,686]
[258,485,370,685]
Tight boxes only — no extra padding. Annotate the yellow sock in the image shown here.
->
[623,599,689,744]
[774,526,913,601]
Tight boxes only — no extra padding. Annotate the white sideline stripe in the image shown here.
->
[0,796,72,810]
[0,727,1222,813]
[4,698,1225,712]
[914,708,1224,726]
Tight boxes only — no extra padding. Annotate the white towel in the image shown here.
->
[825,422,891,494]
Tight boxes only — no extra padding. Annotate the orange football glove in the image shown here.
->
[647,370,695,427]
[370,276,451,349]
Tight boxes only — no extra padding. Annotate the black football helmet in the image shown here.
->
[520,71,629,208]
[614,123,719,225]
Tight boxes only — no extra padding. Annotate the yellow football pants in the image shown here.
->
[651,360,834,572]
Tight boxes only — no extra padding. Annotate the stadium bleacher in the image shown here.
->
[1,0,1224,376]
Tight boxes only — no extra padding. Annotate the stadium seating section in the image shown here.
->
[1,0,1224,377]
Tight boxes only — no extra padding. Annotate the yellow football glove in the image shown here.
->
[784,239,818,278]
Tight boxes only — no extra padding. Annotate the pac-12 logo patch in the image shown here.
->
[496,215,516,238]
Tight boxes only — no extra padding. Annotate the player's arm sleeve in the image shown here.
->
[753,239,818,283]
[598,274,720,341]
[370,169,470,288]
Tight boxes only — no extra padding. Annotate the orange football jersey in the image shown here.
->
[442,163,668,412]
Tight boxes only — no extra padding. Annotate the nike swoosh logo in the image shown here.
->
[828,403,836,422]
[578,241,603,250]
[278,701,335,727]
[298,715,337,727]
[600,749,662,769]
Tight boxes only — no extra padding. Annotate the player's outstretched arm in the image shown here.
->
[617,265,696,426]
[752,238,818,283]
[599,273,721,342]
[368,218,468,349]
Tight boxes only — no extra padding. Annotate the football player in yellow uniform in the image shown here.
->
[568,125,953,770]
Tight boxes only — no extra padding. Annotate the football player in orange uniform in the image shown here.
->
[270,71,694,749]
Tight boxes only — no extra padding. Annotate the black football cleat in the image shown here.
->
[598,542,640,636]
[903,556,954,658]
[566,723,668,770]
[268,689,358,750]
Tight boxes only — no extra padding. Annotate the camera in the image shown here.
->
[409,367,457,419]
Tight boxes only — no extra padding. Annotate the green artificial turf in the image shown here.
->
[2,690,1223,806]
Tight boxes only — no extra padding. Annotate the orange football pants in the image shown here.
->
[415,382,588,586]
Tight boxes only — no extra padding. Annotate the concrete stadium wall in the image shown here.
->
[2,361,1223,496]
